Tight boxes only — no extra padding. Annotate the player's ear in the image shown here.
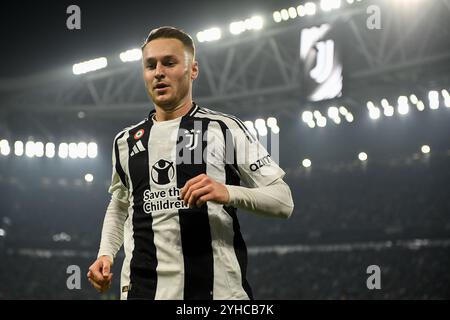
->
[190,60,199,80]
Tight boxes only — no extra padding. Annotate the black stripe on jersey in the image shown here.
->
[126,120,158,300]
[176,115,214,300]
[223,165,253,300]
[219,121,253,299]
[114,131,128,188]
[197,108,257,143]
[212,118,253,299]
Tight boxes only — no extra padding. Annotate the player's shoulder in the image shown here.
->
[194,105,244,129]
[113,116,150,143]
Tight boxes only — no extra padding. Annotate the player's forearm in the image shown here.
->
[97,196,128,261]
[226,178,294,219]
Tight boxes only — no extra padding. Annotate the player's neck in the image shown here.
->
[154,98,193,122]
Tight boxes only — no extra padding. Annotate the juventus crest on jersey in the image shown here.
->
[108,103,285,300]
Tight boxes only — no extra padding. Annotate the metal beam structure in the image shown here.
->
[1,0,450,128]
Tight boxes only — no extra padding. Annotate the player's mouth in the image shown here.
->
[154,82,170,93]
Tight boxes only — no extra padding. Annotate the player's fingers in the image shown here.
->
[88,277,103,292]
[102,262,111,277]
[181,174,205,197]
[188,185,212,207]
[183,176,211,204]
[89,263,106,283]
[196,193,214,208]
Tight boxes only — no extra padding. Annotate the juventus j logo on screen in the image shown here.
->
[184,129,201,151]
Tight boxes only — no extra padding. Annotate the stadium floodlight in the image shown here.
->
[358,152,368,161]
[297,5,306,17]
[317,117,327,127]
[332,116,341,125]
[34,141,44,158]
[421,145,430,154]
[288,7,298,19]
[273,11,282,23]
[230,16,263,35]
[327,106,339,119]
[305,2,317,16]
[119,48,142,62]
[409,94,418,104]
[302,158,312,168]
[428,90,439,110]
[345,113,354,123]
[313,110,322,120]
[68,143,78,159]
[25,141,36,158]
[255,118,266,129]
[255,119,267,136]
[0,228,5,237]
[77,142,88,159]
[381,99,389,108]
[196,28,222,43]
[369,107,381,120]
[58,143,69,159]
[441,89,450,108]
[302,111,314,123]
[339,106,348,116]
[267,117,277,128]
[366,101,375,110]
[347,0,354,4]
[271,125,280,134]
[45,142,55,158]
[320,0,341,12]
[384,105,394,117]
[72,57,108,75]
[14,141,24,156]
[0,139,10,156]
[397,96,409,115]
[84,173,94,183]
[416,101,425,111]
[280,9,289,21]
[307,121,316,128]
[87,142,98,159]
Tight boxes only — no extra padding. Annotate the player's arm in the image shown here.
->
[88,133,129,292]
[181,174,293,218]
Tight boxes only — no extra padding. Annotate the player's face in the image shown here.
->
[142,38,198,110]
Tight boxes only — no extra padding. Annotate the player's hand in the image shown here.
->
[180,174,230,208]
[87,255,113,293]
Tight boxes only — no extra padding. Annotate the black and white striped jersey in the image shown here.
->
[108,103,285,300]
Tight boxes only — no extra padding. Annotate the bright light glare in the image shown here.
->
[59,143,69,159]
[84,173,94,183]
[0,140,10,156]
[78,142,88,159]
[196,28,222,43]
[72,57,107,75]
[87,142,98,159]
[25,141,36,158]
[358,152,368,161]
[421,145,430,154]
[428,90,439,110]
[302,158,312,168]
[302,111,314,123]
[273,11,282,23]
[14,141,24,156]
[119,49,142,62]
[45,143,55,158]
[267,117,277,128]
[305,2,317,15]
[34,142,44,158]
